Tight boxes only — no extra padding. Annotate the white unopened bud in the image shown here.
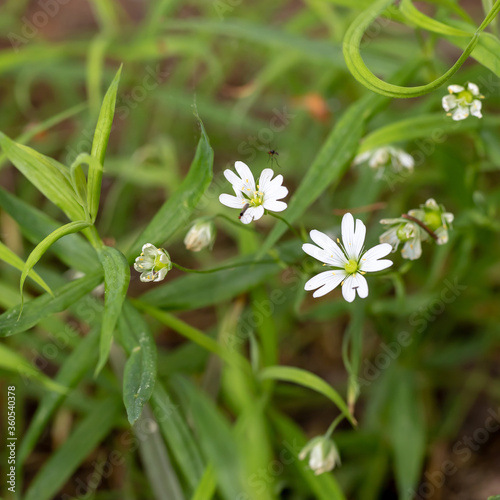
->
[184,219,216,252]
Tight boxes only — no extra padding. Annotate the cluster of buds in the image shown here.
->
[380,199,454,260]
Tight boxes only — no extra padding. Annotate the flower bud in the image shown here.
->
[184,219,216,252]
[299,436,341,475]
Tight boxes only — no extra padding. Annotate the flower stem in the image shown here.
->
[401,213,438,241]
[172,258,276,274]
[325,414,346,438]
[267,212,305,242]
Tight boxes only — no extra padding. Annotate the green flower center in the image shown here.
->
[244,189,264,207]
[423,211,442,231]
[154,252,171,271]
[458,90,473,104]
[344,258,359,274]
[396,224,410,242]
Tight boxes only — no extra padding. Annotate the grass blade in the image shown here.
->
[95,245,130,375]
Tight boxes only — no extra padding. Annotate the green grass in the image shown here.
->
[1,1,500,499]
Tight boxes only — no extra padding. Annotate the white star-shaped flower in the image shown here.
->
[219,161,288,224]
[134,243,172,282]
[442,83,483,121]
[302,213,393,302]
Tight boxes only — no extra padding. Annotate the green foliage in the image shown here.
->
[1,1,500,499]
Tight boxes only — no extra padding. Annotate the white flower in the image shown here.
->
[442,82,483,121]
[302,213,393,302]
[379,217,424,260]
[184,218,216,252]
[354,146,414,174]
[408,198,454,245]
[299,436,341,475]
[134,243,172,282]
[219,161,288,224]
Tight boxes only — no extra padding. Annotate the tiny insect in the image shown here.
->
[267,149,281,168]
[239,203,250,220]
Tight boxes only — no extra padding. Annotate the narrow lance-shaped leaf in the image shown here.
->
[95,245,130,375]
[88,65,122,222]
[0,132,85,221]
[0,241,52,295]
[118,301,157,425]
[126,114,213,261]
[19,221,91,311]
[0,343,67,394]
[259,366,357,426]
[23,396,122,500]
[17,327,100,466]
[0,271,102,337]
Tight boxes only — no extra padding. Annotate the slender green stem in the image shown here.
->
[172,258,276,274]
[267,212,305,242]
[83,225,104,249]
[325,414,346,438]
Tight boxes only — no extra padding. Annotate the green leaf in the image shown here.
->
[386,368,426,499]
[127,114,213,261]
[0,132,85,221]
[95,245,130,375]
[173,376,246,500]
[19,221,91,308]
[0,187,96,273]
[141,240,302,311]
[118,301,157,425]
[190,464,216,500]
[17,327,100,466]
[0,343,67,394]
[259,366,356,426]
[399,0,472,37]
[359,114,500,153]
[151,382,205,492]
[342,0,500,97]
[23,396,122,500]
[0,241,52,295]
[0,271,102,337]
[88,65,122,221]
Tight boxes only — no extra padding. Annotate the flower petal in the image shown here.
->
[451,105,469,121]
[224,169,245,191]
[448,84,464,93]
[219,193,244,209]
[360,243,393,272]
[352,218,366,259]
[442,94,457,112]
[341,213,355,253]
[309,230,347,267]
[266,185,288,201]
[470,99,482,118]
[353,151,371,165]
[240,205,264,224]
[305,270,346,298]
[401,237,422,260]
[258,168,274,191]
[140,270,156,282]
[467,82,480,96]
[142,243,158,258]
[379,227,400,251]
[235,161,256,191]
[341,275,357,302]
[263,199,287,212]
